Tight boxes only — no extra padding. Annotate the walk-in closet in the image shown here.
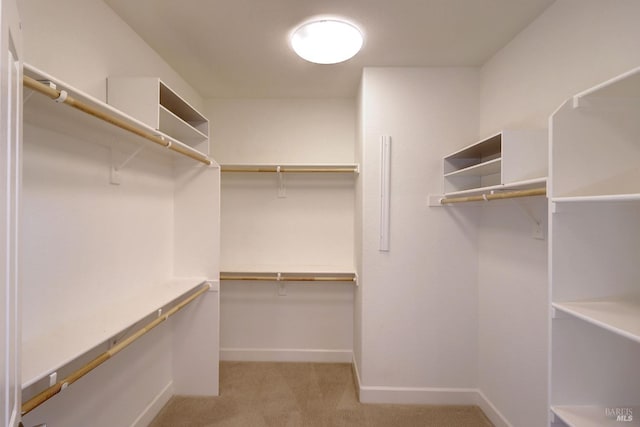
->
[1,0,640,426]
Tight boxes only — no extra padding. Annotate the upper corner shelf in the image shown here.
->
[107,77,209,147]
[23,64,213,166]
[220,163,359,174]
[550,66,640,201]
[572,65,640,107]
[443,130,547,196]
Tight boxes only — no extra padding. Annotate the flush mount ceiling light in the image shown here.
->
[291,19,364,64]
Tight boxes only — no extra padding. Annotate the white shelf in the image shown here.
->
[443,177,547,198]
[574,65,640,101]
[21,277,209,389]
[107,77,209,148]
[552,297,640,344]
[552,193,640,204]
[552,406,639,427]
[549,66,640,424]
[220,264,356,275]
[158,104,208,144]
[442,130,546,194]
[444,157,501,178]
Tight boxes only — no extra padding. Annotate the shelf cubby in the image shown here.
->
[107,77,209,149]
[443,130,547,195]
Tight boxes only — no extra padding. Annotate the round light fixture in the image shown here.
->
[291,19,363,64]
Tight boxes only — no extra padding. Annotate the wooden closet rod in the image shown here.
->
[23,75,213,166]
[21,283,210,416]
[221,166,358,173]
[220,273,357,282]
[440,187,546,205]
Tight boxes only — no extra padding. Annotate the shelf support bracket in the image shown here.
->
[510,198,545,240]
[110,146,145,185]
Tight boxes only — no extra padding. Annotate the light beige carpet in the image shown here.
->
[149,362,493,427]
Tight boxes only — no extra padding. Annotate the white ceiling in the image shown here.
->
[104,0,555,98]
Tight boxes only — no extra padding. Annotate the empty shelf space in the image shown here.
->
[443,132,501,172]
[552,405,638,427]
[444,157,501,177]
[158,105,208,144]
[159,81,207,126]
[21,277,209,389]
[552,297,640,344]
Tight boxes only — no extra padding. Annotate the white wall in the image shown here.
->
[207,98,356,362]
[19,0,217,425]
[356,68,480,400]
[476,1,640,426]
[19,0,203,109]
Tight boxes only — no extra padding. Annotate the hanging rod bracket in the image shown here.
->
[277,273,287,296]
[110,146,146,185]
[54,90,68,103]
[277,166,286,198]
[509,197,545,240]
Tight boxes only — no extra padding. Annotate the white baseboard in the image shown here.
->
[352,358,477,404]
[358,384,479,405]
[130,381,174,427]
[352,357,511,427]
[220,348,353,363]
[474,390,512,427]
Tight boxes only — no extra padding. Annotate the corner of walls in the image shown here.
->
[478,0,640,136]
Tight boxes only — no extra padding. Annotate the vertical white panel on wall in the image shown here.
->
[358,67,480,395]
[379,136,391,251]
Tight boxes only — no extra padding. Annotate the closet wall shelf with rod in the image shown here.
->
[23,64,216,167]
[220,271,357,283]
[220,164,359,174]
[429,178,547,206]
[21,281,212,416]
[21,278,215,403]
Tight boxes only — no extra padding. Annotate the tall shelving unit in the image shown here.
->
[21,64,220,419]
[549,66,640,426]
